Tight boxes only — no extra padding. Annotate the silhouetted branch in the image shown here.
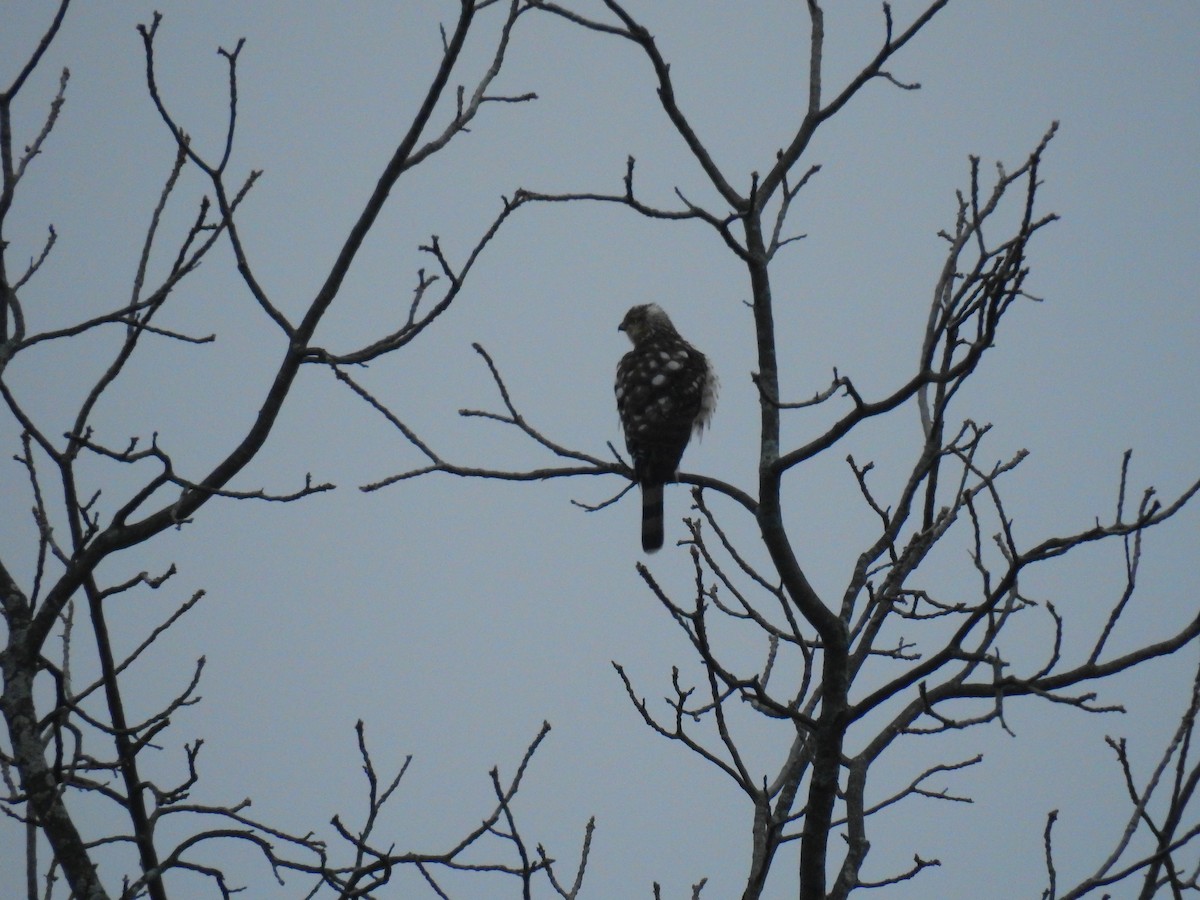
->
[1,5,560,897]
[323,721,565,894]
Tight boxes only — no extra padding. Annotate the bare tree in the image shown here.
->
[361,2,1200,898]
[4,2,1196,899]
[1,2,593,897]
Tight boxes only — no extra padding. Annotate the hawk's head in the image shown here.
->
[618,303,675,345]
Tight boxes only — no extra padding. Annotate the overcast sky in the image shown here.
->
[3,2,1198,897]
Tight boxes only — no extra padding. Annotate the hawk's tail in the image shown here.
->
[641,482,664,553]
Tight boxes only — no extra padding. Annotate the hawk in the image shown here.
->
[615,304,717,552]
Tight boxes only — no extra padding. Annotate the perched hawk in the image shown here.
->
[615,304,717,552]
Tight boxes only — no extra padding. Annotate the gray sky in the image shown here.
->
[3,2,1198,897]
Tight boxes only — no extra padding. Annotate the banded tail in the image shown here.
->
[641,482,664,553]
